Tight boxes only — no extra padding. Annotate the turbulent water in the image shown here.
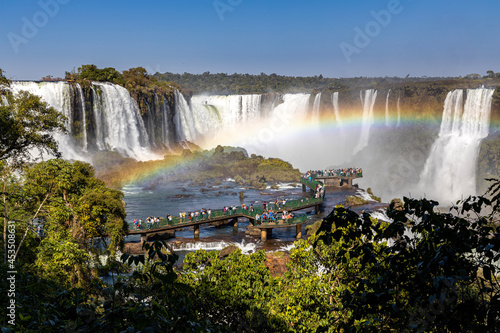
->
[419,88,494,204]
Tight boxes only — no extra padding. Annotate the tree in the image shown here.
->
[310,180,500,332]
[0,88,66,165]
[20,159,127,287]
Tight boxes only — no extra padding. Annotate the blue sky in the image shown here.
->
[1,0,499,80]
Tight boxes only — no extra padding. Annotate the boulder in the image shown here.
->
[265,252,290,277]
[219,245,239,259]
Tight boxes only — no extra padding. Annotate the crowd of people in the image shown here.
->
[133,216,161,230]
[132,197,311,230]
[303,168,363,180]
[132,173,335,231]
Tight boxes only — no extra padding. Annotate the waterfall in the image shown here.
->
[1,94,8,106]
[419,88,494,204]
[353,89,377,154]
[332,92,342,125]
[159,94,175,150]
[90,82,158,161]
[311,93,321,124]
[10,81,88,161]
[385,89,391,127]
[173,90,200,143]
[75,83,88,152]
[271,93,310,119]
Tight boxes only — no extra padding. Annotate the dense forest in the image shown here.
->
[153,71,461,95]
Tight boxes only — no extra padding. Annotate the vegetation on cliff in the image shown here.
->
[64,64,181,115]
[94,145,301,189]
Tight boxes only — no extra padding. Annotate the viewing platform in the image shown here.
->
[302,169,363,189]
[127,175,326,242]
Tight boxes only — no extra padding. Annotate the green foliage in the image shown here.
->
[65,64,180,115]
[311,181,500,332]
[18,159,127,286]
[0,90,66,164]
[180,248,286,331]
[345,195,369,206]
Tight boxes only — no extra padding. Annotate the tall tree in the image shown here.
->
[0,71,66,165]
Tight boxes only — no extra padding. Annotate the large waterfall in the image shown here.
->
[10,81,160,161]
[353,89,377,155]
[311,93,321,124]
[10,81,87,161]
[91,82,156,160]
[332,92,341,125]
[419,88,494,204]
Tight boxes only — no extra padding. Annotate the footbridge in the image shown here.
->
[127,175,326,242]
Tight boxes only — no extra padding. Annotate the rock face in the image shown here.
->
[219,245,239,258]
[389,198,403,211]
[265,252,290,277]
[245,225,261,237]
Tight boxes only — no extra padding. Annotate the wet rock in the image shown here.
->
[389,198,404,211]
[245,225,261,237]
[219,245,239,259]
[265,252,290,277]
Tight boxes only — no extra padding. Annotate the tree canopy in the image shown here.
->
[0,71,66,165]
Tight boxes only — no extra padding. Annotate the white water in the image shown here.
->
[311,93,321,125]
[332,92,342,125]
[75,83,88,152]
[171,240,258,254]
[418,88,494,204]
[353,89,377,155]
[10,81,88,161]
[385,89,391,127]
[91,82,159,161]
[1,95,8,106]
[174,92,311,153]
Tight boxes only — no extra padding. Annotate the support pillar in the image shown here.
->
[140,233,147,243]
[302,183,306,192]
[233,217,238,233]
[260,228,272,242]
[315,204,320,214]
[296,224,302,239]
[194,225,199,238]
[261,229,267,242]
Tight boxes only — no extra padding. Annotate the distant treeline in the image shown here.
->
[154,71,457,95]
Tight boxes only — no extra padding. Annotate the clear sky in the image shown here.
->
[1,0,499,80]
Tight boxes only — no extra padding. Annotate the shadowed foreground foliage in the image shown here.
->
[1,178,500,332]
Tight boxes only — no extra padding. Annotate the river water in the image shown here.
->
[123,179,388,254]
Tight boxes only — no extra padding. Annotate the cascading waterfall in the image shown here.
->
[353,89,377,154]
[174,93,310,147]
[91,82,157,161]
[10,81,88,161]
[385,89,391,127]
[311,93,321,124]
[173,90,201,143]
[332,92,342,125]
[75,83,88,152]
[418,88,494,204]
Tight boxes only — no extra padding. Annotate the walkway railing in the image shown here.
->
[129,174,328,232]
